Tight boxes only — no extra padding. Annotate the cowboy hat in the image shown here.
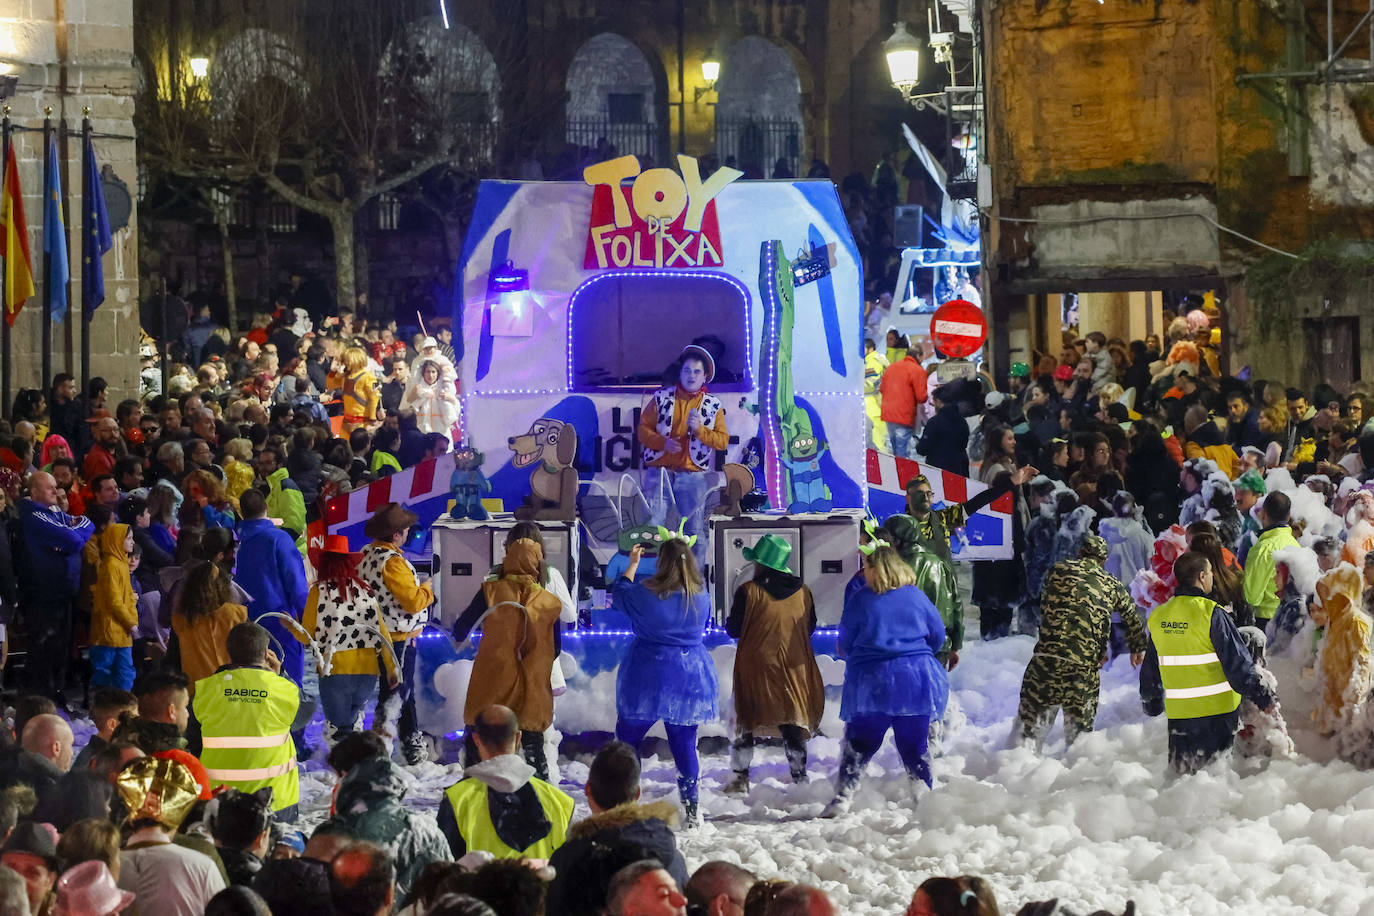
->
[680,344,716,383]
[309,533,360,567]
[363,502,419,541]
[54,860,136,916]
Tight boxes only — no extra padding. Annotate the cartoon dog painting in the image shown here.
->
[509,418,578,520]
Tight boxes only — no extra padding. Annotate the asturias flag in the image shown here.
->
[83,133,111,317]
[0,141,34,326]
[44,135,70,322]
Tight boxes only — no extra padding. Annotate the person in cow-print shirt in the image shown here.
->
[299,534,397,742]
[637,345,730,566]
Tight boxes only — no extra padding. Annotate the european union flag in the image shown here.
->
[83,132,112,318]
[44,135,69,322]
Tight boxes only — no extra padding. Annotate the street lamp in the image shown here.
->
[883,22,921,97]
[189,56,209,79]
[696,48,720,102]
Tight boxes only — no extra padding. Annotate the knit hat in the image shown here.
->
[1235,469,1267,495]
[363,502,419,540]
[1079,533,1109,562]
[680,344,716,382]
[742,533,794,574]
[1009,361,1031,378]
[115,756,201,832]
[2,821,58,869]
[1053,365,1074,381]
[54,860,135,916]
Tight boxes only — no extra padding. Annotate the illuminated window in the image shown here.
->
[567,271,753,393]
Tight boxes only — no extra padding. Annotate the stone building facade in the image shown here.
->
[981,0,1374,389]
[0,0,140,403]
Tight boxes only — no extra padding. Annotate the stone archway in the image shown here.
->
[566,32,662,164]
[714,35,805,178]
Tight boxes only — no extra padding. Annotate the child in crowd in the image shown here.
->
[1235,627,1295,760]
[91,523,139,690]
[71,687,138,771]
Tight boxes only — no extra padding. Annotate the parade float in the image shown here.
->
[314,155,1011,737]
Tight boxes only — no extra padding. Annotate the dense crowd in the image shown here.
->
[0,289,1368,915]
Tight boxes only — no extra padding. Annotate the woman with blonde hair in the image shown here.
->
[611,533,717,824]
[328,346,381,434]
[827,542,949,814]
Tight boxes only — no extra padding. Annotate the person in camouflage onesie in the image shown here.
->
[1018,533,1148,748]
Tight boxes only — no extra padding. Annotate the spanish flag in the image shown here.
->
[1,141,35,326]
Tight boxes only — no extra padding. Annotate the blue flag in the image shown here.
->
[83,133,112,318]
[43,135,69,322]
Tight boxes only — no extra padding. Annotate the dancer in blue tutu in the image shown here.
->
[611,532,717,826]
[825,539,949,816]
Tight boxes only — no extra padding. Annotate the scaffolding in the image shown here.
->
[1236,0,1374,176]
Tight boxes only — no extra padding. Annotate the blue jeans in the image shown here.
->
[645,467,710,569]
[89,646,134,691]
[888,426,915,458]
[617,719,701,805]
[835,713,932,796]
[377,640,419,743]
[320,674,378,733]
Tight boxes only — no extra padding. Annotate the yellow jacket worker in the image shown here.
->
[194,622,301,813]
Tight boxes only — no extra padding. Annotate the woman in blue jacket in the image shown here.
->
[828,541,949,814]
[612,535,717,825]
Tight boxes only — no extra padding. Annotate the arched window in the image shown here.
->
[566,33,660,163]
[714,37,805,178]
[567,271,753,393]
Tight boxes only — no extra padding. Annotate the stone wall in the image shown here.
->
[0,0,139,404]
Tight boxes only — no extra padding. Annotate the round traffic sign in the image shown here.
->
[930,299,987,358]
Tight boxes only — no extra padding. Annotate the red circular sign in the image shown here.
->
[930,299,987,358]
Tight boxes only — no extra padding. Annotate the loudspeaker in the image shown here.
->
[894,205,925,249]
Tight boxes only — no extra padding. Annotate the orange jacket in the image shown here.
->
[879,356,928,427]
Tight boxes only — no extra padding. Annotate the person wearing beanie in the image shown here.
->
[2,821,61,915]
[722,534,824,793]
[1017,534,1148,750]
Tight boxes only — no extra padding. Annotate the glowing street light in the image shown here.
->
[883,22,921,96]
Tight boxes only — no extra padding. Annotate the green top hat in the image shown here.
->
[742,533,794,574]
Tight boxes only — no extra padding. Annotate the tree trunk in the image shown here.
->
[353,209,370,314]
[330,207,357,318]
[216,210,238,335]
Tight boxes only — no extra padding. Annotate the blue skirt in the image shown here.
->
[841,654,949,722]
[617,639,719,726]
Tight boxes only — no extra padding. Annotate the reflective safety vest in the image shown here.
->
[1148,595,1241,720]
[443,777,574,860]
[193,666,300,810]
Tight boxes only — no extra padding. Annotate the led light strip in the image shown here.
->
[417,626,842,641]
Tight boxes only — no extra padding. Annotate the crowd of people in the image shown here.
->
[0,285,1371,914]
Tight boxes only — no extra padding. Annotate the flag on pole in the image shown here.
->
[83,132,111,317]
[0,141,34,327]
[44,135,69,322]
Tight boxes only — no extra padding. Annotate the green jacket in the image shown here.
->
[899,542,964,654]
[1242,525,1299,621]
[266,468,307,558]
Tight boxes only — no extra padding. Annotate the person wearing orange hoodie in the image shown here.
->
[91,522,139,690]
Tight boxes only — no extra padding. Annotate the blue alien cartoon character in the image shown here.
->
[448,445,491,520]
[783,433,832,513]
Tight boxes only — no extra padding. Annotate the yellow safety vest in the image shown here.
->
[1148,595,1241,720]
[443,777,574,860]
[193,667,301,810]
